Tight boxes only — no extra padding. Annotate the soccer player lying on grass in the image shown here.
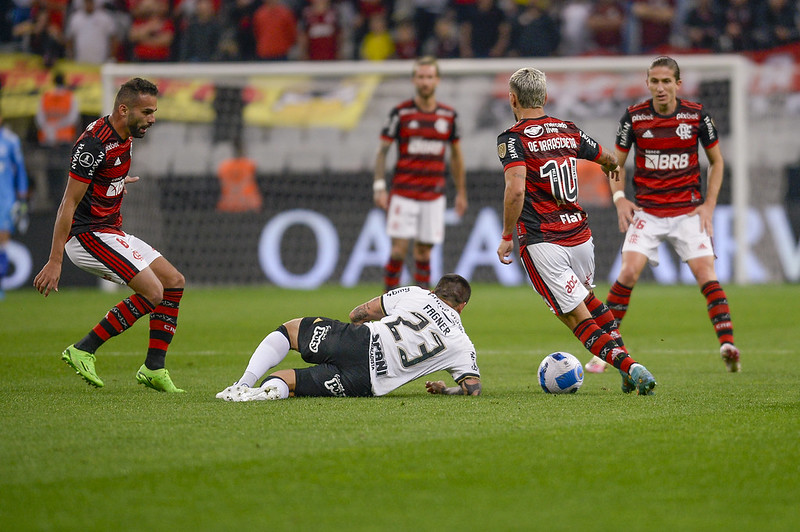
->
[216,273,481,401]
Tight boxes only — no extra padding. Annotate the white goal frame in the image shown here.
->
[102,55,751,284]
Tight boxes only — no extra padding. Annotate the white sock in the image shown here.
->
[237,331,290,387]
[261,377,290,399]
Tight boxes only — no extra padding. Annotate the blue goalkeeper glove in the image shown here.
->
[11,200,29,234]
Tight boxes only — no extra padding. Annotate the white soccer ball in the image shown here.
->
[538,352,584,394]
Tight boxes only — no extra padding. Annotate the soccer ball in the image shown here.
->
[538,352,584,394]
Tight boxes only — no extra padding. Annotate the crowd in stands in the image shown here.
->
[1,0,799,66]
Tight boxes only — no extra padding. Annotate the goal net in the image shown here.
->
[100,55,795,288]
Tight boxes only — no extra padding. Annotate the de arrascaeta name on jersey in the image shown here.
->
[503,121,596,154]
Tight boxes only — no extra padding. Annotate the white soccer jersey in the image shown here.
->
[365,286,479,396]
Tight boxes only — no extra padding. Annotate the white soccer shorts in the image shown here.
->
[521,238,595,316]
[385,195,445,244]
[622,210,715,266]
[65,231,162,285]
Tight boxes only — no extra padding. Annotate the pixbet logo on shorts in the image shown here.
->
[309,325,331,353]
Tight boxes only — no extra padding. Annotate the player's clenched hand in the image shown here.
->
[614,197,641,233]
[425,380,446,394]
[497,239,514,264]
[33,261,62,297]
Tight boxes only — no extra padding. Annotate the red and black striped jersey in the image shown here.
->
[497,116,603,247]
[615,98,719,217]
[380,99,459,201]
[68,116,133,236]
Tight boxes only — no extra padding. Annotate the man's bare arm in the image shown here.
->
[425,377,481,396]
[349,296,385,325]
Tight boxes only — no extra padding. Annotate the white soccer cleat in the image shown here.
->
[215,384,250,401]
[584,356,609,374]
[720,343,741,373]
[240,384,282,401]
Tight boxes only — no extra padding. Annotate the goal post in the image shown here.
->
[101,55,753,286]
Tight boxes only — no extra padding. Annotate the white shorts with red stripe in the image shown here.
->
[520,238,595,316]
[385,195,445,244]
[65,231,162,285]
[622,211,715,266]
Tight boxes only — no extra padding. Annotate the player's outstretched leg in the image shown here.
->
[136,364,185,393]
[62,344,104,388]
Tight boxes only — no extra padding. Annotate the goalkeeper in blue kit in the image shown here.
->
[0,111,29,299]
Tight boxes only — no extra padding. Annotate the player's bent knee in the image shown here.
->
[281,319,302,347]
[162,270,185,290]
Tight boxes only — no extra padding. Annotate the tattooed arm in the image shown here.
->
[349,296,385,325]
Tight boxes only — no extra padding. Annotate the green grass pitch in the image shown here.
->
[1,282,799,531]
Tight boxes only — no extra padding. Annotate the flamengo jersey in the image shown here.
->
[615,98,718,217]
[497,116,603,247]
[380,99,459,201]
[69,117,133,236]
[365,286,479,396]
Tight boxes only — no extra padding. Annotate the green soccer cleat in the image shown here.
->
[62,345,104,388]
[620,369,636,394]
[629,364,657,396]
[136,365,185,393]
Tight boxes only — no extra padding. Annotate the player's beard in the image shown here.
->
[416,85,435,100]
[129,120,151,138]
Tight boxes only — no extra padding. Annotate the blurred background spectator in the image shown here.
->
[252,0,296,61]
[558,0,590,56]
[393,17,418,59]
[718,0,756,53]
[753,0,799,50]
[683,0,721,52]
[128,0,174,62]
[510,0,559,58]
[459,0,510,58]
[628,0,675,54]
[586,0,625,55]
[359,10,394,61]
[177,0,221,61]
[65,0,118,63]
[297,0,342,60]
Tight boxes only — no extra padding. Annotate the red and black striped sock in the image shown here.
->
[585,293,626,351]
[145,288,183,370]
[384,258,403,292]
[701,281,735,346]
[606,281,633,323]
[572,318,634,373]
[414,260,431,288]
[75,294,156,353]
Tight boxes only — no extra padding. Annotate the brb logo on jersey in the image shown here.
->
[309,324,331,353]
[106,177,125,197]
[644,150,689,170]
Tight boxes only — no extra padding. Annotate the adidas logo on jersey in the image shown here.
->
[642,130,654,138]
[114,158,122,166]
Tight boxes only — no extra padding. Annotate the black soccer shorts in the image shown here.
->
[293,317,373,397]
